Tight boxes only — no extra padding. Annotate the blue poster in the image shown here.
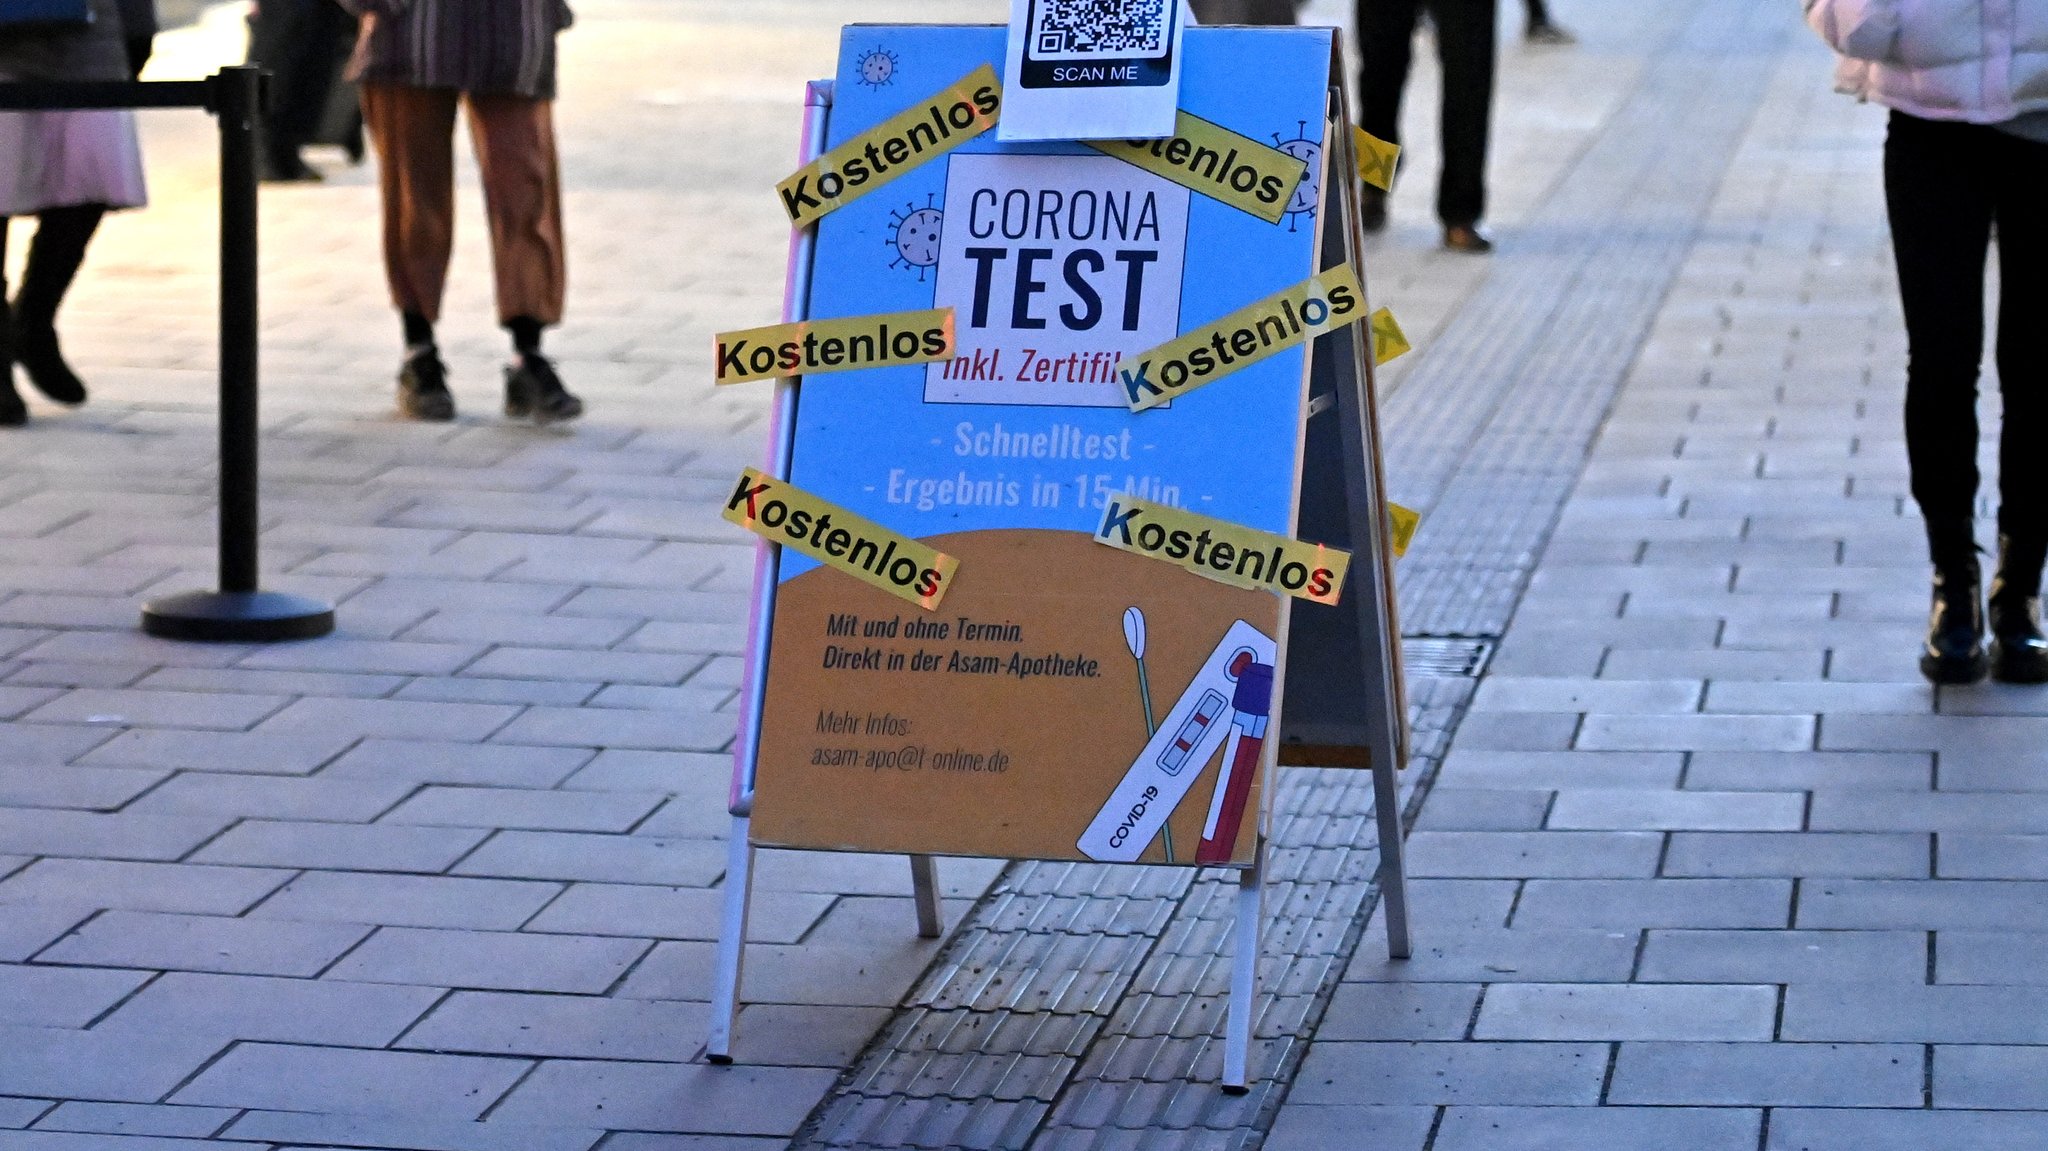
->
[752,24,1340,866]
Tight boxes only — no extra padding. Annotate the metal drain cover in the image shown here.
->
[1401,637,1495,678]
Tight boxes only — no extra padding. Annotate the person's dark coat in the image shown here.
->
[0,0,153,82]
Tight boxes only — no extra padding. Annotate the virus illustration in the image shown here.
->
[1272,121,1321,233]
[855,47,899,89]
[887,196,943,281]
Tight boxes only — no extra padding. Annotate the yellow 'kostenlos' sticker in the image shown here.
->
[1354,126,1400,193]
[775,64,1002,229]
[1388,502,1420,556]
[722,468,959,611]
[1093,494,1352,604]
[714,308,955,385]
[1370,307,1411,367]
[1091,111,1310,224]
[1117,264,1367,412]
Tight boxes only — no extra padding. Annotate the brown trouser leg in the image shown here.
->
[361,83,457,323]
[466,92,566,327]
[360,83,565,327]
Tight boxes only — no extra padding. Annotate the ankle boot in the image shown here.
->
[11,313,85,405]
[1921,554,1988,684]
[14,206,102,406]
[1990,534,2048,684]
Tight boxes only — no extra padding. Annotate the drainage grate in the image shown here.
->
[1401,636,1495,679]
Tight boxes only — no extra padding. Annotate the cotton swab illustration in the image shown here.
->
[1124,606,1157,735]
[1123,605,1170,861]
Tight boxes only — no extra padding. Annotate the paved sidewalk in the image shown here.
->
[0,0,2035,1148]
[1272,6,2048,1151]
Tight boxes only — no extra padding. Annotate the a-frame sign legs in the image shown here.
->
[1222,839,1267,1092]
[1219,90,1415,1088]
[708,79,947,1064]
[910,855,945,939]
[1327,97,1413,961]
[708,80,834,1065]
[707,816,754,1063]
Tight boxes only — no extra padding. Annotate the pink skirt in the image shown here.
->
[0,108,147,216]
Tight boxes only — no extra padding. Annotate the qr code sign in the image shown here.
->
[1028,0,1172,59]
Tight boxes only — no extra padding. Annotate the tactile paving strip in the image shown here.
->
[789,2,1788,1145]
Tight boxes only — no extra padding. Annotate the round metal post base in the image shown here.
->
[141,590,335,642]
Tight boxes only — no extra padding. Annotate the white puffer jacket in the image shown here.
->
[1805,0,2048,122]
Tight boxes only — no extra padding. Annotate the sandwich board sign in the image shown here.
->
[710,22,1412,1091]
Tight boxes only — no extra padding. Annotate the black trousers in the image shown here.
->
[1884,111,2048,558]
[1356,0,1498,227]
[246,0,357,156]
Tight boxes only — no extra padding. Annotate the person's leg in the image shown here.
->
[1430,0,1498,243]
[12,203,106,404]
[1885,110,1997,681]
[317,5,365,163]
[250,0,321,180]
[1987,129,2048,680]
[1354,0,1422,228]
[464,93,566,334]
[361,82,459,419]
[1889,112,1994,558]
[0,217,20,427]
[465,92,579,421]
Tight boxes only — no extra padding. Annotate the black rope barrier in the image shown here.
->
[0,67,334,641]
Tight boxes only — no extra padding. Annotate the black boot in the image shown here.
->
[1990,534,2048,684]
[12,205,103,406]
[1921,552,1988,684]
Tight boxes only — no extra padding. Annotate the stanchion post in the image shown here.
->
[217,64,260,594]
[141,66,335,641]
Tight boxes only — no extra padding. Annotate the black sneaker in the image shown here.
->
[397,348,455,421]
[504,353,583,423]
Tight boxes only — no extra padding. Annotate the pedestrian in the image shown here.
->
[1523,0,1574,44]
[0,0,155,427]
[247,0,360,182]
[1805,0,2048,684]
[340,0,583,423]
[1354,0,1498,253]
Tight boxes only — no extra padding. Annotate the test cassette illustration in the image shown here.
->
[1077,616,1276,863]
